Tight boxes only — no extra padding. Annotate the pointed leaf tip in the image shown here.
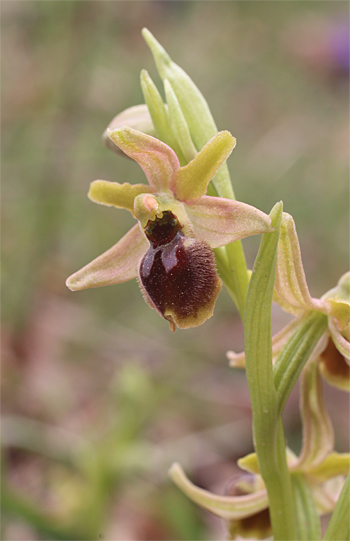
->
[142,28,171,74]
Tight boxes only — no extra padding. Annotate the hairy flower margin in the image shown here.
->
[66,127,272,331]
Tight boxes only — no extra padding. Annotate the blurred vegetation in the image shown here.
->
[1,2,349,540]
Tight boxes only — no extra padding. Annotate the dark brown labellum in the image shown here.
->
[139,211,222,331]
[144,211,181,247]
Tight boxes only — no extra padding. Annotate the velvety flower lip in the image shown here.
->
[228,212,350,389]
[67,126,273,330]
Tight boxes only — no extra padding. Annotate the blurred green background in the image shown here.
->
[2,1,349,540]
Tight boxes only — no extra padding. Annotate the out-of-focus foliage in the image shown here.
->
[1,2,349,539]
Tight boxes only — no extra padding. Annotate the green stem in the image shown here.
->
[209,169,249,318]
[292,473,322,540]
[323,470,350,541]
[244,201,296,541]
[225,240,249,318]
[273,311,328,414]
[214,246,239,307]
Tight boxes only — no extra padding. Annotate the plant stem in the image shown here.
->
[214,246,239,307]
[226,240,249,319]
[244,202,296,541]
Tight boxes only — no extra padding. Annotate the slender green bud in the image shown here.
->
[164,79,197,163]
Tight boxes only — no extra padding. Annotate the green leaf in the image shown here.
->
[273,311,328,414]
[324,470,350,541]
[292,474,322,541]
[244,201,296,541]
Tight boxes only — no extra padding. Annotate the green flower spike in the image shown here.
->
[66,127,272,331]
[169,353,350,540]
[228,212,350,390]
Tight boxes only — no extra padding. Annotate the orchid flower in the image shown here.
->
[169,355,350,539]
[228,212,350,390]
[66,127,272,331]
